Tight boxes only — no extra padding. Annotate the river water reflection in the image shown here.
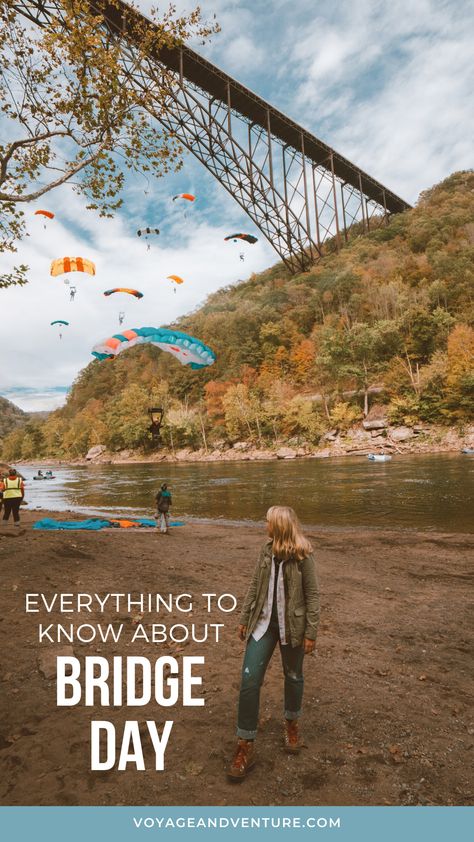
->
[22,453,474,533]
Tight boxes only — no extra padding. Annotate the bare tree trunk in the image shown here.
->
[322,393,331,421]
[237,396,253,440]
[363,362,369,417]
[400,351,421,396]
[199,412,208,454]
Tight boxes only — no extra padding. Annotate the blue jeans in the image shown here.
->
[236,621,305,739]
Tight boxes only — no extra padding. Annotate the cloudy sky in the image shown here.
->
[1,0,473,412]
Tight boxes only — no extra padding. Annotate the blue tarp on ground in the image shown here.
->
[33,518,110,530]
[33,517,185,530]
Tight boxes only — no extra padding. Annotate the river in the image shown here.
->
[20,452,474,533]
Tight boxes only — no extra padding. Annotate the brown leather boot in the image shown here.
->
[227,739,256,780]
[283,718,303,753]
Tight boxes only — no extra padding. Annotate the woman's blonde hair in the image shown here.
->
[266,506,312,561]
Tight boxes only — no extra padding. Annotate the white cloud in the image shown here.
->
[279,0,474,201]
[3,388,69,413]
[334,35,472,200]
[169,0,473,204]
[0,176,273,411]
[218,34,266,74]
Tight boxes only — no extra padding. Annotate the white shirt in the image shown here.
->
[252,555,287,645]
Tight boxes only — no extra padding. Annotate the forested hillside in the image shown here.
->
[0,397,27,440]
[0,399,49,459]
[2,171,473,461]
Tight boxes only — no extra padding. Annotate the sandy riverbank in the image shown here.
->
[0,511,472,806]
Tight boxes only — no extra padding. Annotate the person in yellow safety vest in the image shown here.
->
[0,468,25,526]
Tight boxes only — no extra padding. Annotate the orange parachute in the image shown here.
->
[167,275,184,285]
[35,209,55,220]
[51,257,96,276]
[172,193,195,202]
[104,288,143,299]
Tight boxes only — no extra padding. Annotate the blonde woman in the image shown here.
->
[227,506,320,780]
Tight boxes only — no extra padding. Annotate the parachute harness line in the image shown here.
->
[15,0,411,274]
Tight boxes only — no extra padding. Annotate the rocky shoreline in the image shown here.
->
[16,419,474,468]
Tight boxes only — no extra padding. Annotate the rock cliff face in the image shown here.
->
[389,426,415,442]
[362,404,388,431]
[85,444,107,461]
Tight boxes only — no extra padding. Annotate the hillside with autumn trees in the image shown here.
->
[1,170,473,462]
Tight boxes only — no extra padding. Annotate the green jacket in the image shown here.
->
[239,540,320,648]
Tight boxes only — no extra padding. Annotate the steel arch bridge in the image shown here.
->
[12,0,411,273]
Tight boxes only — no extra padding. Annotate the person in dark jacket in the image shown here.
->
[155,483,172,533]
[227,505,320,780]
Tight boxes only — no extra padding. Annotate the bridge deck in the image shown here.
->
[97,0,410,214]
[13,0,412,271]
[162,45,409,214]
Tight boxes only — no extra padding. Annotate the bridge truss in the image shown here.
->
[12,0,411,273]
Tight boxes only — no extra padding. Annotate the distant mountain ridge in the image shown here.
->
[0,397,49,441]
[0,396,27,438]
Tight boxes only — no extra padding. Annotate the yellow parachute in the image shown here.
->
[51,257,96,276]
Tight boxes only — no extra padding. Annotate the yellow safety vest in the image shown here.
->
[3,477,22,499]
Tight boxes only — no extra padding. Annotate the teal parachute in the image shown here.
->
[92,327,216,370]
[50,320,69,340]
